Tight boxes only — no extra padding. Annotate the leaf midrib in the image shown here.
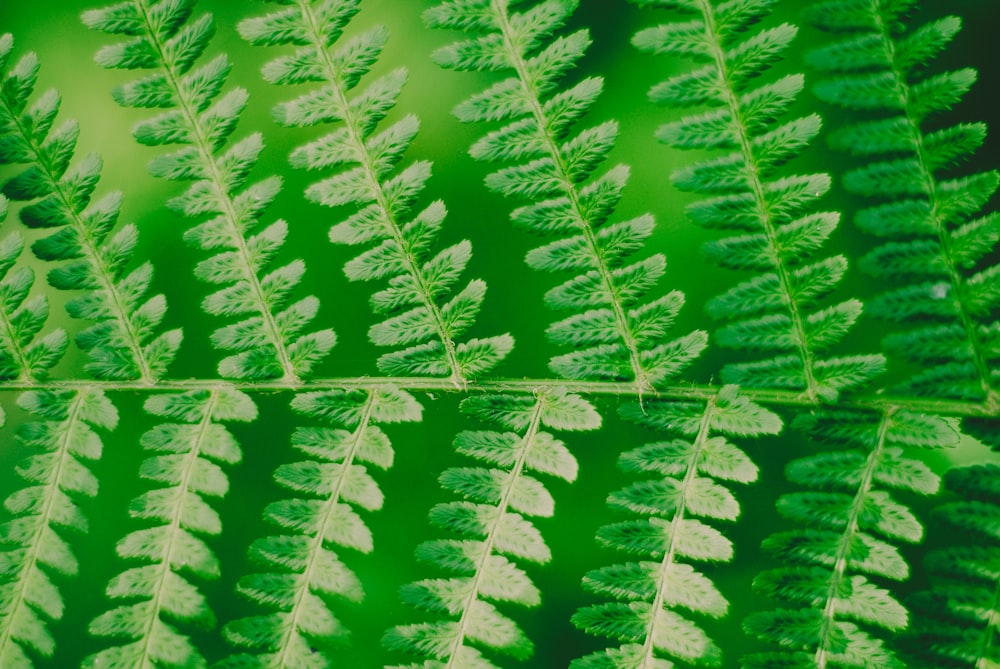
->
[443,395,544,666]
[813,409,893,669]
[638,394,718,667]
[0,85,154,382]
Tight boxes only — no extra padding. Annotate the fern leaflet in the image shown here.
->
[239,0,513,385]
[805,0,1000,447]
[0,32,180,382]
[426,0,707,391]
[745,408,960,668]
[84,0,335,381]
[630,0,884,401]
[218,386,421,669]
[0,389,117,668]
[571,385,781,669]
[0,196,67,382]
[0,33,183,669]
[384,388,599,667]
[84,387,256,669]
[908,463,1000,668]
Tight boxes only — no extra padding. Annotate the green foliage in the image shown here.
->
[385,389,598,667]
[84,0,334,381]
[806,0,1000,410]
[572,386,781,669]
[427,0,708,389]
[0,34,179,382]
[238,0,512,383]
[219,386,420,669]
[745,408,960,668]
[85,387,254,669]
[630,0,884,401]
[908,463,1000,668]
[0,389,117,668]
[0,1,997,668]
[0,196,66,382]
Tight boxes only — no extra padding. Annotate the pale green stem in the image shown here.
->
[639,394,717,667]
[813,409,892,669]
[0,377,992,416]
[0,100,154,383]
[134,389,220,667]
[444,395,545,666]
[271,388,377,668]
[870,2,999,407]
[0,390,87,658]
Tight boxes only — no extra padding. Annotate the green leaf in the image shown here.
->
[0,389,115,665]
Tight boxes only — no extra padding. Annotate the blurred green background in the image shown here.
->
[1,0,998,667]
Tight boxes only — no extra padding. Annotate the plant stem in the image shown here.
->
[134,388,220,667]
[0,377,992,416]
[272,387,377,667]
[294,0,465,386]
[813,409,892,669]
[0,391,86,658]
[0,98,154,383]
[639,394,717,667]
[870,2,999,407]
[444,393,544,666]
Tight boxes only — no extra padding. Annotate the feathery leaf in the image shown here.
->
[749,407,955,666]
[428,0,704,391]
[85,1,332,381]
[85,387,255,669]
[0,201,66,382]
[386,388,596,666]
[239,0,510,384]
[573,386,780,668]
[218,385,419,668]
[0,389,116,667]
[631,0,883,402]
[0,33,179,381]
[807,0,999,409]
[906,463,1000,668]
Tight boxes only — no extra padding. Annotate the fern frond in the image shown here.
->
[83,1,334,381]
[571,385,781,669]
[0,33,180,381]
[384,388,599,667]
[745,407,960,668]
[0,389,118,668]
[806,1,999,417]
[0,197,66,382]
[426,0,707,391]
[239,0,512,385]
[217,385,421,669]
[83,387,255,669]
[631,0,884,402]
[905,463,1000,668]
